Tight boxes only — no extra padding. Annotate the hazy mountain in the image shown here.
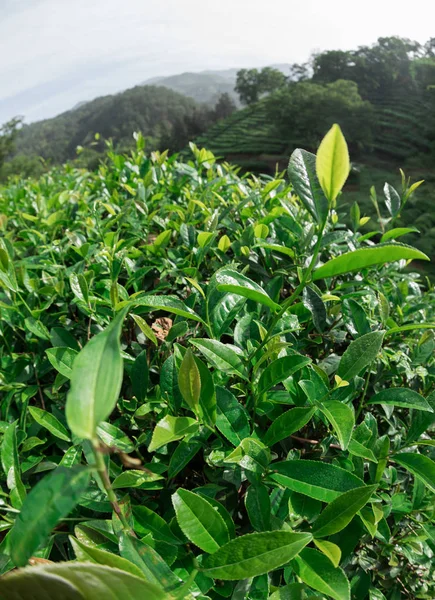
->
[142,65,292,105]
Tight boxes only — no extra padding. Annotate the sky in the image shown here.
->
[1,0,435,124]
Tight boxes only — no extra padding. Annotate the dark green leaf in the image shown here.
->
[270,460,365,502]
[313,244,429,281]
[10,466,90,567]
[202,531,312,580]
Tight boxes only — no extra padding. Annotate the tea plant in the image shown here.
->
[0,127,434,599]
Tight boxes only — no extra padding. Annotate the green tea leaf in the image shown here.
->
[313,244,429,281]
[312,485,377,537]
[202,531,312,580]
[216,386,250,446]
[383,183,401,218]
[172,488,230,553]
[69,536,145,579]
[313,539,341,568]
[316,124,350,204]
[178,348,201,412]
[132,295,204,323]
[337,331,385,381]
[133,505,182,546]
[320,401,354,451]
[45,347,78,379]
[1,421,26,509]
[28,406,70,442]
[257,355,311,396]
[195,355,216,427]
[0,562,166,600]
[215,268,280,311]
[264,407,316,447]
[66,308,127,440]
[367,388,433,412]
[245,484,271,531]
[148,415,199,452]
[270,460,365,502]
[394,453,435,493]
[191,338,248,380]
[131,313,158,346]
[293,548,350,600]
[10,466,90,567]
[288,148,328,223]
[380,227,419,243]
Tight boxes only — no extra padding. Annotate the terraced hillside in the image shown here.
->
[195,102,289,171]
[197,93,433,167]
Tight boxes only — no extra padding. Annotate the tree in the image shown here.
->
[235,67,287,105]
[214,93,236,120]
[265,79,375,154]
[0,117,22,168]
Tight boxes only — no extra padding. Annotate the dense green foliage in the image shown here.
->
[3,86,232,176]
[0,127,434,599]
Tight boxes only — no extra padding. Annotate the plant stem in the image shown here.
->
[355,371,371,420]
[91,439,136,536]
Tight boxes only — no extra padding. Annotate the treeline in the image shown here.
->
[235,36,435,161]
[0,86,236,180]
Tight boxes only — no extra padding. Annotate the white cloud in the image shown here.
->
[1,0,435,122]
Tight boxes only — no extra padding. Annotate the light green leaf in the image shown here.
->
[96,421,135,453]
[45,347,78,379]
[190,338,248,380]
[337,331,385,381]
[313,539,341,568]
[198,231,214,248]
[66,308,127,440]
[202,531,312,580]
[270,460,365,502]
[394,453,435,493]
[28,406,70,442]
[10,466,90,567]
[316,124,350,204]
[313,243,429,281]
[112,469,164,490]
[148,415,199,452]
[383,183,401,218]
[312,485,377,537]
[216,386,250,446]
[320,401,354,450]
[69,536,145,579]
[131,295,204,323]
[0,562,166,600]
[293,548,350,600]
[1,421,26,509]
[215,268,280,311]
[178,348,201,412]
[172,488,230,553]
[380,227,419,243]
[131,313,158,346]
[348,439,378,463]
[118,532,181,593]
[195,355,216,427]
[133,505,182,546]
[257,355,311,396]
[264,407,316,447]
[288,148,328,223]
[367,388,433,412]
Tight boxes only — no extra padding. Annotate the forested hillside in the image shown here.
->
[12,86,200,164]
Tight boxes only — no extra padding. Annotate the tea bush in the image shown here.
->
[0,127,434,600]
